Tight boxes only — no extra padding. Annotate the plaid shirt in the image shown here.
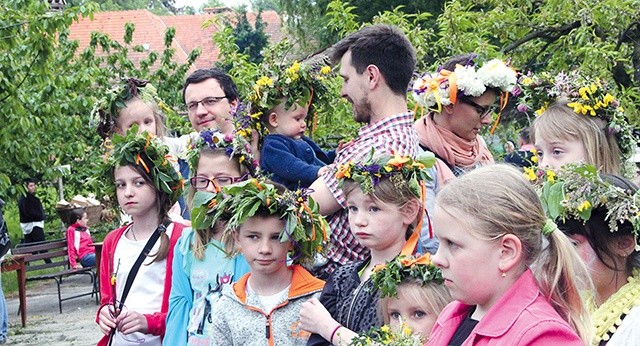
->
[320,112,419,275]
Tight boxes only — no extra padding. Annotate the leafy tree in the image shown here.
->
[251,0,279,11]
[199,0,224,11]
[67,0,177,14]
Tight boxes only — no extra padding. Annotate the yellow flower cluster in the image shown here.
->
[577,200,592,212]
[567,81,619,116]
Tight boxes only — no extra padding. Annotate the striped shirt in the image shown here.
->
[320,112,420,275]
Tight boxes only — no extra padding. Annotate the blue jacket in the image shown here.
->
[260,134,335,190]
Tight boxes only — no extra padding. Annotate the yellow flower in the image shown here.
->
[287,61,301,75]
[535,106,546,116]
[530,148,538,163]
[256,76,273,87]
[546,170,555,183]
[380,325,390,333]
[336,163,352,179]
[523,167,537,181]
[402,326,412,336]
[603,93,615,106]
[320,66,331,75]
[577,200,592,212]
[387,152,410,169]
[521,77,532,86]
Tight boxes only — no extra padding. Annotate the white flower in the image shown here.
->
[455,65,486,97]
[476,59,517,92]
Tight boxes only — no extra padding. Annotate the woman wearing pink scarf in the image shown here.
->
[412,54,518,185]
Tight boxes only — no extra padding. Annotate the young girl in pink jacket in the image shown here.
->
[428,164,592,345]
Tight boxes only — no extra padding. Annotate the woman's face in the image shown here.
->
[442,91,497,141]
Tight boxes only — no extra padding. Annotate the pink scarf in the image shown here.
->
[414,114,494,185]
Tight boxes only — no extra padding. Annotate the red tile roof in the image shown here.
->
[68,9,283,70]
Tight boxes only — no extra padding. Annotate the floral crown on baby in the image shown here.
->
[102,128,184,205]
[184,128,258,176]
[516,71,635,161]
[535,164,640,244]
[92,77,172,139]
[411,56,518,133]
[235,56,333,143]
[189,178,330,267]
[371,253,444,298]
[335,150,435,198]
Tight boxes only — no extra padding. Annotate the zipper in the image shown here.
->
[345,280,367,328]
[265,318,270,339]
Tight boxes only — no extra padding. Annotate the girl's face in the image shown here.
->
[116,98,158,136]
[534,129,587,170]
[77,213,89,228]
[568,234,617,294]
[432,205,503,310]
[346,188,410,253]
[114,165,158,218]
[387,289,438,338]
[194,153,243,193]
[234,215,291,278]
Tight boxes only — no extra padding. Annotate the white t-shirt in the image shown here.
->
[112,224,173,346]
[247,281,290,314]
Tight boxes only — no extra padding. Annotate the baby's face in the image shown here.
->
[271,102,308,140]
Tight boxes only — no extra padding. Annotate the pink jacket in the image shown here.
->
[428,269,584,346]
[95,222,185,346]
[65,223,95,268]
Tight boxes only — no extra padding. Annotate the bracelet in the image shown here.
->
[329,324,341,344]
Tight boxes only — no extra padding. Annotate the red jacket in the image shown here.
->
[95,222,185,346]
[66,223,95,268]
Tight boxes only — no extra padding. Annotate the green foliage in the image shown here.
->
[230,7,269,63]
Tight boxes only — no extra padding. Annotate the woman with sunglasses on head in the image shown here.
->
[412,54,519,185]
[164,129,257,346]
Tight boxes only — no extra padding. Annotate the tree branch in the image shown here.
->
[503,21,581,54]
[0,53,39,104]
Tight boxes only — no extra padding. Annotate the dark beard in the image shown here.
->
[352,98,372,124]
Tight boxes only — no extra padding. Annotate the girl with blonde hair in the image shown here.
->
[429,164,592,345]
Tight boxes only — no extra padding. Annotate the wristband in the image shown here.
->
[330,324,341,344]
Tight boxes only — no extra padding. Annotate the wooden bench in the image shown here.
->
[12,238,98,314]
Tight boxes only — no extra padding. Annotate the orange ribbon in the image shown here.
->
[489,91,509,135]
[400,253,432,267]
[400,180,428,256]
[135,153,150,173]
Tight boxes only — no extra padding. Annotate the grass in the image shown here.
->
[1,264,64,296]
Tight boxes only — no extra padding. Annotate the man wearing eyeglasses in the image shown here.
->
[182,68,239,134]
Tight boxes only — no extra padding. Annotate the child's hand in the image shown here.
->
[116,310,148,335]
[300,298,336,336]
[97,305,117,336]
[73,264,83,269]
[317,166,329,178]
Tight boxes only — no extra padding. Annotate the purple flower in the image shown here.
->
[517,104,528,113]
[511,86,522,97]
[224,133,234,142]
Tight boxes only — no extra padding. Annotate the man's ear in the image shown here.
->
[268,112,278,128]
[229,98,239,113]
[366,64,382,90]
[615,235,637,257]
[498,234,522,273]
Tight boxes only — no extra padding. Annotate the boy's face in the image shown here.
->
[26,182,36,194]
[269,102,308,140]
[234,215,291,277]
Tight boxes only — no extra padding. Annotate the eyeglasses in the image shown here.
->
[186,96,227,114]
[459,98,497,119]
[190,175,246,191]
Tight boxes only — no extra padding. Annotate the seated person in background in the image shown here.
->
[504,127,535,168]
[247,61,335,190]
[65,209,96,269]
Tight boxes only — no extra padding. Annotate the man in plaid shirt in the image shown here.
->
[310,25,436,277]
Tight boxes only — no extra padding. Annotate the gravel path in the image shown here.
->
[5,275,102,345]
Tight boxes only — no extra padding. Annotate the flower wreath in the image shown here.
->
[516,71,635,162]
[189,178,330,267]
[335,150,436,199]
[102,128,184,206]
[349,324,424,346]
[92,77,173,139]
[184,128,259,176]
[533,164,640,243]
[235,60,333,144]
[371,254,443,298]
[411,57,518,134]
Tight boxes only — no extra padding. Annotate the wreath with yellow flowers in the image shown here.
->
[235,57,333,145]
[189,178,329,267]
[335,149,436,198]
[184,128,258,176]
[533,164,640,237]
[349,324,425,346]
[516,71,635,162]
